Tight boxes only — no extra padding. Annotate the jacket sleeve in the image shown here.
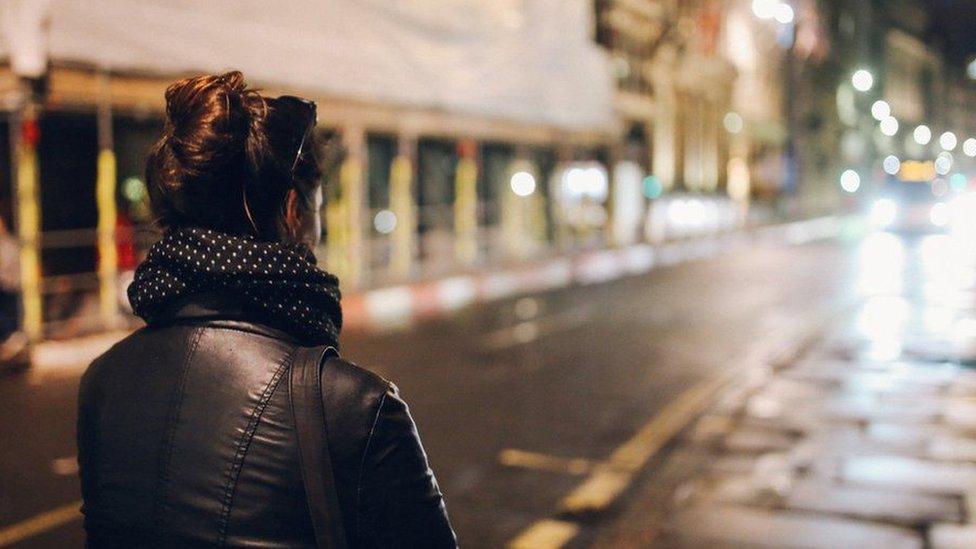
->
[356,383,457,548]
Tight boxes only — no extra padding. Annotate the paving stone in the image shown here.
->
[685,414,736,445]
[739,413,826,436]
[758,378,830,401]
[782,361,881,384]
[711,455,765,475]
[723,428,796,454]
[867,423,944,448]
[849,376,948,398]
[901,338,961,363]
[704,475,789,507]
[749,383,945,425]
[787,429,927,477]
[951,371,976,396]
[944,400,976,431]
[903,337,976,364]
[929,435,976,462]
[841,455,976,495]
[784,480,962,527]
[929,523,976,549]
[820,396,942,424]
[670,504,923,549]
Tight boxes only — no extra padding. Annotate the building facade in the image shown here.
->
[0,0,916,341]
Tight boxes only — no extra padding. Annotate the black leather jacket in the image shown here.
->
[77,293,457,548]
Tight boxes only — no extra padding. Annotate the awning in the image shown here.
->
[0,0,616,131]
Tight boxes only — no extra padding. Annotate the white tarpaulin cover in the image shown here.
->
[0,0,615,130]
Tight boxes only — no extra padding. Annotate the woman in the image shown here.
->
[77,72,456,548]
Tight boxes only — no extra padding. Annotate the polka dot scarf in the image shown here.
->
[128,227,342,347]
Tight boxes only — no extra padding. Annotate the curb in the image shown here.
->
[29,215,847,372]
[343,215,845,331]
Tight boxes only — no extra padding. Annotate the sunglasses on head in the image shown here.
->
[266,95,317,173]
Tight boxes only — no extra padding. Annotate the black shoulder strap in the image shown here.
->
[288,345,348,549]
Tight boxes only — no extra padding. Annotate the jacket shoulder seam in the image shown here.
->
[151,327,204,530]
[354,382,392,539]
[217,347,295,544]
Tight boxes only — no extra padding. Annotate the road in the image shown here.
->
[0,236,857,548]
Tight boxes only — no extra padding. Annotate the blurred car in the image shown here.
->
[869,179,947,234]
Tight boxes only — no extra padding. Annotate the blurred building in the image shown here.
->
[2,0,970,341]
[0,1,620,339]
[815,0,976,202]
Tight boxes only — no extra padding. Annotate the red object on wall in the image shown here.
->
[457,139,477,159]
[116,212,137,271]
[698,1,722,57]
[20,118,40,148]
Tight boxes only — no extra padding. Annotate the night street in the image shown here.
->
[6,1,976,547]
[1,232,857,548]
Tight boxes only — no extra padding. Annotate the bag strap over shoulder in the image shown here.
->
[288,345,348,549]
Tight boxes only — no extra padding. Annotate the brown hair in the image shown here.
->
[146,71,318,242]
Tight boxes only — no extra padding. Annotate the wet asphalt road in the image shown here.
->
[0,237,855,548]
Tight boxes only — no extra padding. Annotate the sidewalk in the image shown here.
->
[342,216,844,330]
[597,247,976,547]
[30,216,846,373]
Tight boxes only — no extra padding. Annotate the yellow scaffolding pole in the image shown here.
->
[325,193,348,277]
[389,151,416,278]
[337,126,365,287]
[454,142,478,266]
[96,149,118,328]
[340,158,363,286]
[15,113,42,341]
[96,71,119,330]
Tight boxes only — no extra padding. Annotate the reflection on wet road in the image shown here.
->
[600,226,976,547]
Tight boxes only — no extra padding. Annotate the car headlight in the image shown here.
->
[929,202,949,227]
[870,198,898,228]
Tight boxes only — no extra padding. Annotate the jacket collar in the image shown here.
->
[147,292,300,343]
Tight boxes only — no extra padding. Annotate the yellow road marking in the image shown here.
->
[606,376,727,473]
[558,375,729,514]
[506,375,733,547]
[507,519,580,549]
[505,309,829,547]
[559,468,633,512]
[0,500,82,547]
[498,449,595,476]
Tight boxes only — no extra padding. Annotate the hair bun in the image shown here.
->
[146,71,318,241]
[162,71,265,176]
[147,71,269,231]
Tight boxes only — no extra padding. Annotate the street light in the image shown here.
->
[752,0,778,19]
[879,116,899,137]
[852,69,874,92]
[940,131,958,151]
[774,3,794,24]
[936,152,953,175]
[723,112,744,134]
[964,138,976,157]
[914,125,932,146]
[871,100,890,121]
[840,169,861,193]
[510,171,537,197]
[882,155,900,175]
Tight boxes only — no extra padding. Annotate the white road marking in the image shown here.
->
[0,501,81,547]
[483,308,590,351]
[50,456,79,476]
[498,448,595,476]
[507,519,580,549]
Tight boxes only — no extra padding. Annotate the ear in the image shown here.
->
[282,189,303,240]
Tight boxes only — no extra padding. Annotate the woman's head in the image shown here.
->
[146,71,322,246]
